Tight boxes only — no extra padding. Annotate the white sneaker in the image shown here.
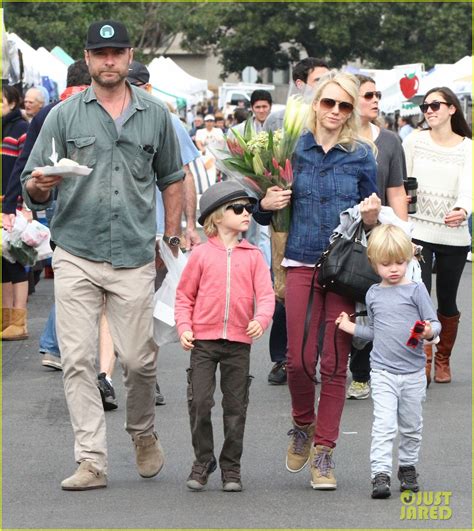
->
[346,380,370,400]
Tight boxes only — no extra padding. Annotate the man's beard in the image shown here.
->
[92,71,126,88]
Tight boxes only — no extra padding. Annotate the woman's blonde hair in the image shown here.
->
[367,224,413,266]
[308,71,376,154]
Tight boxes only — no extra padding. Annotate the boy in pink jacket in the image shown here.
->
[175,181,275,492]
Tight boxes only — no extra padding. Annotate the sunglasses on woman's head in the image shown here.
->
[225,203,255,215]
[361,91,382,100]
[419,101,449,113]
[319,98,354,115]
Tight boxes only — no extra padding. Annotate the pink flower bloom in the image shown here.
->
[284,159,293,184]
[227,138,244,156]
[243,177,263,194]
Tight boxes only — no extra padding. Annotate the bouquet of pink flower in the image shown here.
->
[221,95,308,232]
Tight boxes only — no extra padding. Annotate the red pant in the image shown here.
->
[285,267,354,448]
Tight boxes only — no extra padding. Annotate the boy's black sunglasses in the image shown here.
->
[419,101,449,113]
[226,203,255,215]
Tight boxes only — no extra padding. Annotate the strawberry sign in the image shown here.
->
[399,73,419,99]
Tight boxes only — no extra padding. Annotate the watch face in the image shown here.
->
[166,236,180,247]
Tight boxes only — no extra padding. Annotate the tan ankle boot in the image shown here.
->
[61,461,107,491]
[1,308,12,333]
[310,444,337,490]
[424,343,433,387]
[2,308,28,341]
[434,312,460,383]
[286,422,315,472]
[133,432,164,478]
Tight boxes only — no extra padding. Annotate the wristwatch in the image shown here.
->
[163,235,181,247]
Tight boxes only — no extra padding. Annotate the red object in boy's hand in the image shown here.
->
[406,320,425,348]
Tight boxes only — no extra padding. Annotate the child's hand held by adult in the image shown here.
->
[421,320,433,340]
[180,330,195,350]
[246,320,263,339]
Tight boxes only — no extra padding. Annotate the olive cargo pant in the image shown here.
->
[187,339,252,470]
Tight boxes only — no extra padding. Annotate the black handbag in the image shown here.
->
[316,221,381,303]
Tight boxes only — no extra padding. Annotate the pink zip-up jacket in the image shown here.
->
[175,236,275,344]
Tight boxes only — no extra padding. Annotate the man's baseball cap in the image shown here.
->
[198,181,257,226]
[85,20,131,50]
[128,61,150,85]
[204,114,215,122]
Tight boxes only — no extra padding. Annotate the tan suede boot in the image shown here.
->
[310,444,337,490]
[1,307,12,333]
[133,432,164,478]
[2,308,28,341]
[434,312,460,383]
[424,343,433,388]
[286,422,315,472]
[61,461,107,491]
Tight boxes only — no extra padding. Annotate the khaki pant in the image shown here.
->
[186,339,252,470]
[52,247,157,472]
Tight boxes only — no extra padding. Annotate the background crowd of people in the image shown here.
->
[1,18,472,500]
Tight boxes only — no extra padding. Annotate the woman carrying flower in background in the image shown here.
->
[254,72,379,490]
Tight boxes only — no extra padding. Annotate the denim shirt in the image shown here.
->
[254,131,378,263]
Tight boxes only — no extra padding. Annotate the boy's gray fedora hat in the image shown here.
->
[198,181,257,226]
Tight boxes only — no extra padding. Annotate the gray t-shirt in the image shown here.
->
[374,127,407,205]
[355,281,441,374]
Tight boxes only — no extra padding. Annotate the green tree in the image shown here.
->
[3,1,186,62]
[4,2,471,76]
[176,2,471,76]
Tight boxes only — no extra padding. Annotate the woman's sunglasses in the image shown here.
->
[361,91,382,100]
[419,101,449,113]
[319,98,354,115]
[226,203,255,215]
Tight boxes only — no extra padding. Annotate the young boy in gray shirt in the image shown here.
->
[337,224,441,499]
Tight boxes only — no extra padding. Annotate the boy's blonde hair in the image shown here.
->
[202,201,232,237]
[367,224,413,266]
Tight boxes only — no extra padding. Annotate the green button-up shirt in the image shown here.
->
[21,84,184,268]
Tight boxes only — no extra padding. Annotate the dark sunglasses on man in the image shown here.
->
[225,203,255,215]
[419,101,449,114]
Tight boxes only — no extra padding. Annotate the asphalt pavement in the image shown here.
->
[2,264,472,529]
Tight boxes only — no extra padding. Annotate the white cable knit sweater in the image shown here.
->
[403,130,472,247]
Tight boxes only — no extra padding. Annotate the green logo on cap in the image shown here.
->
[100,25,115,39]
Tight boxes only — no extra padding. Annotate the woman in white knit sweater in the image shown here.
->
[403,87,472,386]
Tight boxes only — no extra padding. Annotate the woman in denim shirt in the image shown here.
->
[255,72,380,490]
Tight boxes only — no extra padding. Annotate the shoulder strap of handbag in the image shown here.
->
[301,266,367,385]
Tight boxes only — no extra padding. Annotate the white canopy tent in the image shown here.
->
[36,47,68,94]
[147,56,212,107]
[7,32,42,87]
[374,57,472,116]
[416,55,472,96]
[6,33,68,95]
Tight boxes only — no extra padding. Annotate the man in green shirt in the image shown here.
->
[21,20,184,491]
